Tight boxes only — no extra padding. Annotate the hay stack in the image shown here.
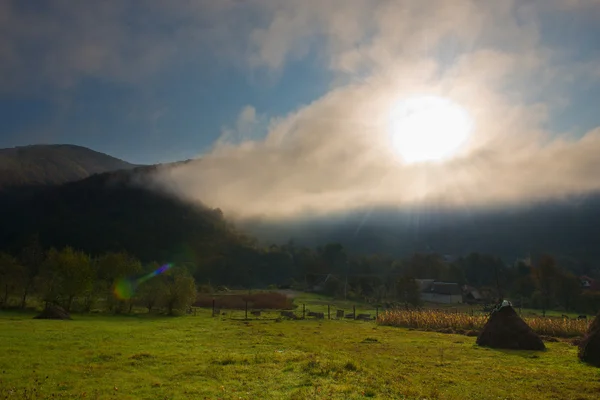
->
[476,305,545,350]
[34,304,71,320]
[578,312,600,366]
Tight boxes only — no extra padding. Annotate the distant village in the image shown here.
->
[309,253,600,305]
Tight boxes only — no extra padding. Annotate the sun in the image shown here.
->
[389,96,473,164]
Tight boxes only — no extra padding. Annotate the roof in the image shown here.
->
[431,282,461,296]
[416,280,462,295]
[415,279,435,292]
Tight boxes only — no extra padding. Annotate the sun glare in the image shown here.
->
[389,96,473,164]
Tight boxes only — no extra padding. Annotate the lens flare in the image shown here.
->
[113,278,137,300]
[113,263,173,300]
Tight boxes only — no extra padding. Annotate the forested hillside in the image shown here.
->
[242,195,600,275]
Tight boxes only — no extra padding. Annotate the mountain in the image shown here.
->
[0,144,137,191]
[240,196,600,275]
[2,144,600,277]
[0,163,255,269]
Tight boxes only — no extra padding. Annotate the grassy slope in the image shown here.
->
[1,310,600,400]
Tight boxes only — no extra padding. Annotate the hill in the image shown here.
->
[2,144,600,278]
[240,195,600,275]
[0,144,136,191]
[0,164,255,274]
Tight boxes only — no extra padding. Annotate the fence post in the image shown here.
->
[376,306,379,320]
[353,305,356,320]
[519,296,522,315]
[212,299,215,317]
[245,301,248,320]
[328,304,330,320]
[302,304,306,319]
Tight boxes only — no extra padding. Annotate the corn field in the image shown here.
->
[377,309,591,338]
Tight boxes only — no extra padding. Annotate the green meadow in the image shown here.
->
[2,309,600,400]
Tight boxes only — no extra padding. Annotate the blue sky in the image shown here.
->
[2,0,600,218]
[1,55,330,164]
[0,1,335,164]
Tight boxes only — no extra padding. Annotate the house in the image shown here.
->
[442,254,458,264]
[416,279,463,304]
[462,285,483,304]
[580,275,600,291]
[310,274,345,293]
[513,254,532,268]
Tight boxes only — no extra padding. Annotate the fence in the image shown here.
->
[187,299,384,321]
[189,300,494,322]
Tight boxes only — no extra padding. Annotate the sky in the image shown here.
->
[2,0,600,219]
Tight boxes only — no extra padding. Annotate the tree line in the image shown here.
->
[0,235,196,314]
[2,235,600,315]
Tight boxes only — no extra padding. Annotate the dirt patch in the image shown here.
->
[476,305,545,351]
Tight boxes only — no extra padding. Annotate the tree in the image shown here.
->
[40,247,94,311]
[18,234,44,308]
[532,255,560,315]
[555,270,581,312]
[0,252,25,308]
[456,253,507,289]
[137,262,168,312]
[318,243,347,274]
[403,253,446,280]
[512,275,536,300]
[396,276,421,308]
[95,252,142,312]
[164,267,197,315]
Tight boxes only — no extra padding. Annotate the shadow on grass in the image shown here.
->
[481,346,546,358]
[0,309,192,321]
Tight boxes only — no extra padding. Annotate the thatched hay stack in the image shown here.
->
[477,305,545,350]
[34,304,71,320]
[579,312,600,366]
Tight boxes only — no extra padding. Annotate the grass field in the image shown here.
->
[2,309,600,400]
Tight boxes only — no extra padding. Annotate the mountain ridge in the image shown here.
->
[0,144,138,190]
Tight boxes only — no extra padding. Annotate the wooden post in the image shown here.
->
[212,299,215,317]
[245,301,248,320]
[376,306,379,320]
[353,305,356,320]
[327,304,330,320]
[519,296,522,316]
[302,304,306,319]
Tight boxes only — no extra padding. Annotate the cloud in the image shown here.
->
[5,1,599,219]
[215,105,270,149]
[153,0,600,220]
[0,0,254,92]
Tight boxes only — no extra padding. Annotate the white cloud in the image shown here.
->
[0,0,253,92]
[154,0,600,220]
[4,1,600,219]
